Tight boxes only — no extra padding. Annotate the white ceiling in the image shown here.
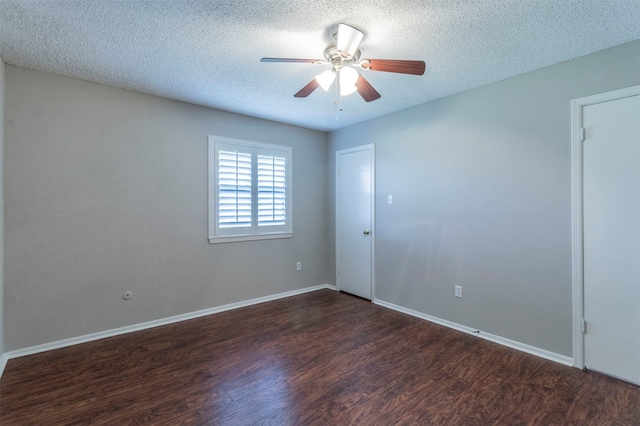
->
[1,1,639,132]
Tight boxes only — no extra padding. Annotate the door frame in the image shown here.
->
[571,85,640,369]
[335,144,375,300]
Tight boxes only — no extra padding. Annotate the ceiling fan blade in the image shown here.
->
[294,79,320,98]
[364,59,426,75]
[261,58,324,64]
[336,23,364,57]
[355,74,381,102]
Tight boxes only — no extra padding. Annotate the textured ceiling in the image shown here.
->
[1,1,639,131]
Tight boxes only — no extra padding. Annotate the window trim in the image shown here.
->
[208,135,293,244]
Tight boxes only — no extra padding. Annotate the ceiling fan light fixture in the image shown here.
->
[315,69,336,91]
[339,66,359,95]
[336,23,364,58]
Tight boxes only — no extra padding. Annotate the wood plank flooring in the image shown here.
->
[1,289,638,425]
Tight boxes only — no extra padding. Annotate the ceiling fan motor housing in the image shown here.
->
[324,42,361,71]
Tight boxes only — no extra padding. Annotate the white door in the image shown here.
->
[336,145,374,300]
[582,92,640,385]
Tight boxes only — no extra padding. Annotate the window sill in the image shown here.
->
[208,232,293,244]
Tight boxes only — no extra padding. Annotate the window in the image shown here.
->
[209,136,292,243]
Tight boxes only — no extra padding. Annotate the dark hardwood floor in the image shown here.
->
[1,289,638,425]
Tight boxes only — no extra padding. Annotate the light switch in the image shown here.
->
[388,194,393,205]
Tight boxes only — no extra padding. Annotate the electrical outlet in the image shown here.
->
[296,262,302,271]
[455,285,463,298]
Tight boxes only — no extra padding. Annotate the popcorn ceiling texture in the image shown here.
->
[0,0,639,131]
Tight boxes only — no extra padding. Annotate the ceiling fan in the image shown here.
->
[261,24,425,109]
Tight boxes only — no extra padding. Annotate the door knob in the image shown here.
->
[363,230,370,235]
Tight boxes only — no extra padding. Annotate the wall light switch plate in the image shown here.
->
[455,286,463,298]
[388,195,393,204]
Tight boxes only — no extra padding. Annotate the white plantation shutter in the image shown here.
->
[257,154,287,226]
[209,136,292,243]
[218,150,252,228]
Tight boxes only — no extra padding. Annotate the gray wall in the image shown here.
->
[0,57,5,357]
[4,67,330,351]
[328,40,640,357]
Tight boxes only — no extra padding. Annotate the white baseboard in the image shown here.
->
[0,353,8,379]
[3,284,337,365]
[374,298,574,367]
